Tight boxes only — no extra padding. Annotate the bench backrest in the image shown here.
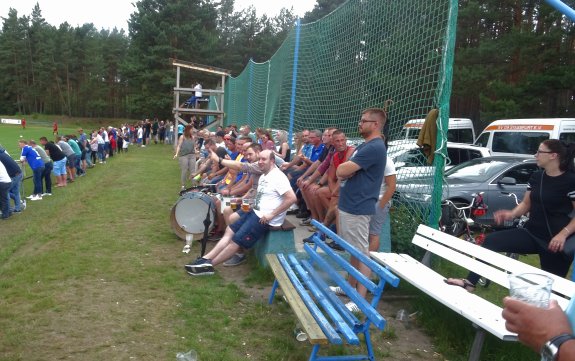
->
[416,224,575,307]
[309,221,400,331]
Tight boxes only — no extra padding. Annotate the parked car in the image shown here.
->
[395,156,538,225]
[388,142,491,180]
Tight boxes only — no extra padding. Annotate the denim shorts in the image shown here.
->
[53,158,67,175]
[230,210,269,249]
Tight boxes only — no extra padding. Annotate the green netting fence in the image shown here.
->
[217,0,459,229]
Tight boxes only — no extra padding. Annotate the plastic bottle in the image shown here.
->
[176,349,197,361]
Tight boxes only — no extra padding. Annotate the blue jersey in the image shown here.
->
[338,138,386,215]
[21,145,44,170]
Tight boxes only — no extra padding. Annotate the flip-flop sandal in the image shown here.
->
[444,278,475,292]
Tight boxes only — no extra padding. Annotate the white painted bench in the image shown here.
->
[371,224,575,361]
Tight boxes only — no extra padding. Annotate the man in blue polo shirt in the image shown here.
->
[19,139,45,201]
[335,108,387,311]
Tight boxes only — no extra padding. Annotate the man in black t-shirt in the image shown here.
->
[40,137,67,188]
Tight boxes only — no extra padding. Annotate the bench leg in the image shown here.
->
[364,328,376,361]
[309,344,320,361]
[421,250,432,267]
[268,280,279,305]
[468,327,486,361]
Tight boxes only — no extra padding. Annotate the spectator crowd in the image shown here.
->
[0,118,177,220]
[177,109,396,313]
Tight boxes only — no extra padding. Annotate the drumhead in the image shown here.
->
[171,192,215,240]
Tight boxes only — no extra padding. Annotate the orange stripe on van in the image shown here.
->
[404,123,423,128]
[485,124,555,131]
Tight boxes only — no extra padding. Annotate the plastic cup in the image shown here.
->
[241,198,252,212]
[508,273,554,308]
[293,327,308,342]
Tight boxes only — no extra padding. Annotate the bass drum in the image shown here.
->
[171,191,216,241]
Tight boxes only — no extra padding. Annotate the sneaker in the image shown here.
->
[296,210,311,219]
[327,241,344,252]
[21,200,26,210]
[42,193,52,196]
[299,218,311,226]
[302,232,325,244]
[30,195,42,201]
[26,195,34,199]
[223,253,247,267]
[184,257,212,272]
[345,301,360,313]
[329,286,347,297]
[186,265,215,276]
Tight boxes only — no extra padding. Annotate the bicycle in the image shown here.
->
[440,192,526,287]
[440,192,489,244]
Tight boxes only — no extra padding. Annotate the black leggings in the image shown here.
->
[466,228,572,285]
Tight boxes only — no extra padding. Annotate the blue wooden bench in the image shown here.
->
[266,220,400,361]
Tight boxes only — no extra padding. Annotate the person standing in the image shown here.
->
[40,137,68,187]
[0,161,12,219]
[0,147,23,213]
[174,125,198,190]
[30,139,53,196]
[335,108,387,310]
[19,140,45,201]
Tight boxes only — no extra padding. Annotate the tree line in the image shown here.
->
[0,0,573,127]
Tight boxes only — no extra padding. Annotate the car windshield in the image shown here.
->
[445,158,513,182]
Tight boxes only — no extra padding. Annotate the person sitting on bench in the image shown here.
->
[184,150,296,276]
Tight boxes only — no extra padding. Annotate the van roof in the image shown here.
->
[404,118,472,128]
[484,118,575,131]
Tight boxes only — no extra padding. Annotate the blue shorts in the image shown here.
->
[66,154,76,168]
[53,158,67,176]
[230,210,269,249]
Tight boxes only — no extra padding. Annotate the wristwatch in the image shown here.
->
[541,333,575,361]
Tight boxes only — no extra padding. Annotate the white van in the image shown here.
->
[400,118,475,144]
[474,118,575,156]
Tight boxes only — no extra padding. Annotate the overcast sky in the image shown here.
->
[1,0,317,32]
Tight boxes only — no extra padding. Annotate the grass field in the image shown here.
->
[0,120,542,361]
[0,123,361,361]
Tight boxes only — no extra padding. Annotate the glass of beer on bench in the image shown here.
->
[508,273,553,308]
[242,198,254,212]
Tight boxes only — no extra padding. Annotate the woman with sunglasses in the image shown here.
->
[447,139,575,291]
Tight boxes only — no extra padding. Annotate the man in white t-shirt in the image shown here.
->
[185,150,296,276]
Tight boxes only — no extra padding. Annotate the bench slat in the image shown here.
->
[371,252,517,341]
[312,221,401,288]
[275,254,343,344]
[412,234,570,309]
[417,224,575,298]
[266,254,329,345]
[304,241,387,330]
[290,256,360,345]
